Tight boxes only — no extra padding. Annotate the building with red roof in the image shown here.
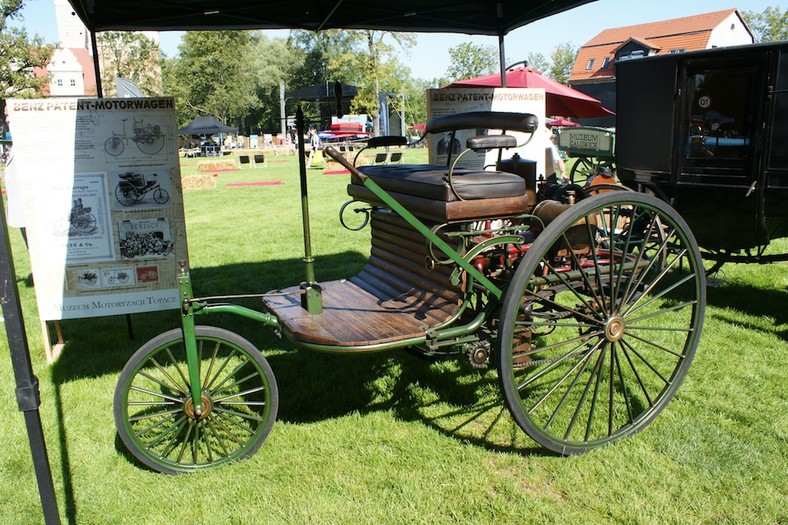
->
[568,8,754,126]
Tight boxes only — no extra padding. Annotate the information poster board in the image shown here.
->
[7,97,187,320]
[427,88,547,175]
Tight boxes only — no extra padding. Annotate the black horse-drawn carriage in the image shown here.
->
[616,40,788,270]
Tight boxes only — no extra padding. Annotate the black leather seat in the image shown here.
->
[355,164,526,202]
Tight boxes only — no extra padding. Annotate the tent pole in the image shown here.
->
[0,199,61,524]
[497,2,506,88]
[498,34,506,87]
[90,30,103,98]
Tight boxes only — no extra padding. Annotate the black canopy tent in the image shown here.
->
[68,0,597,91]
[285,82,358,102]
[3,1,598,522]
[67,1,594,34]
[177,115,238,135]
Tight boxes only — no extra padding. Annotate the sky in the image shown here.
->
[9,0,783,80]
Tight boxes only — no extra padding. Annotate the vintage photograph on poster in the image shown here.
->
[70,268,102,290]
[58,172,115,262]
[112,168,173,210]
[135,265,160,284]
[100,266,136,287]
[119,218,174,259]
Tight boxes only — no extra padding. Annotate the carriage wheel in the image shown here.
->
[105,136,124,156]
[72,212,97,235]
[497,192,705,455]
[114,326,278,474]
[569,157,595,184]
[136,134,165,155]
[153,187,170,204]
[115,183,140,206]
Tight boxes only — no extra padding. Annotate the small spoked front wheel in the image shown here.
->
[497,192,705,455]
[105,136,124,156]
[114,326,279,474]
[152,186,170,204]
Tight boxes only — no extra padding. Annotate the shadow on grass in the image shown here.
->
[705,280,788,342]
[48,249,541,511]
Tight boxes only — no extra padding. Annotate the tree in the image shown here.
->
[402,77,432,130]
[97,31,161,97]
[525,53,550,74]
[291,29,414,135]
[445,42,497,81]
[247,32,303,135]
[0,0,54,102]
[547,42,577,84]
[164,31,259,129]
[337,30,415,135]
[288,29,356,88]
[741,6,787,43]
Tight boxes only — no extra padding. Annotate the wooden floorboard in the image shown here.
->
[261,278,461,347]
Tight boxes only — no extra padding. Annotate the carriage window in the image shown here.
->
[686,66,756,161]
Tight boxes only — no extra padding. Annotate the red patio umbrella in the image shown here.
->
[548,117,580,127]
[445,65,614,119]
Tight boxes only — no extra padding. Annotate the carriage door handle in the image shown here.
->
[745,180,757,197]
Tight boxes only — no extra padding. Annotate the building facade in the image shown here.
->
[568,9,755,127]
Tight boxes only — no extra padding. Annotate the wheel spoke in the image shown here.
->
[205,349,241,392]
[625,299,698,326]
[133,412,179,437]
[129,385,184,404]
[613,343,635,426]
[214,405,267,423]
[211,371,262,398]
[619,337,672,386]
[201,340,222,390]
[621,226,678,307]
[584,344,609,441]
[619,339,655,407]
[214,384,268,403]
[563,342,607,440]
[164,348,191,388]
[129,406,181,423]
[543,342,599,431]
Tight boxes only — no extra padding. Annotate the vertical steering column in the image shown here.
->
[295,107,323,314]
[178,261,204,416]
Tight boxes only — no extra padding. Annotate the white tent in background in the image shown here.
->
[115,77,143,98]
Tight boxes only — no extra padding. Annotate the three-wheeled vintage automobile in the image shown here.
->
[67,0,707,474]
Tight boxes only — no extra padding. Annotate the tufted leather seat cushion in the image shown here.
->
[355,164,526,201]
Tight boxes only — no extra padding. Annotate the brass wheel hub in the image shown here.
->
[183,395,213,420]
[604,316,625,342]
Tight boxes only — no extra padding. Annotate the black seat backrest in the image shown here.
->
[425,111,538,135]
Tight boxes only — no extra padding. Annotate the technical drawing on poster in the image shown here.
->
[104,117,167,157]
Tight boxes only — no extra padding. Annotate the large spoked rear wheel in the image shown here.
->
[114,326,278,474]
[497,192,705,455]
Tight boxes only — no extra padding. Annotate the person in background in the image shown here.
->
[307,128,323,168]
[545,126,566,182]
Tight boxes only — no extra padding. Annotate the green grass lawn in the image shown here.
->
[1,149,786,524]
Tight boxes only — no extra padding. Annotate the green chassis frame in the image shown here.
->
[175,109,523,416]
